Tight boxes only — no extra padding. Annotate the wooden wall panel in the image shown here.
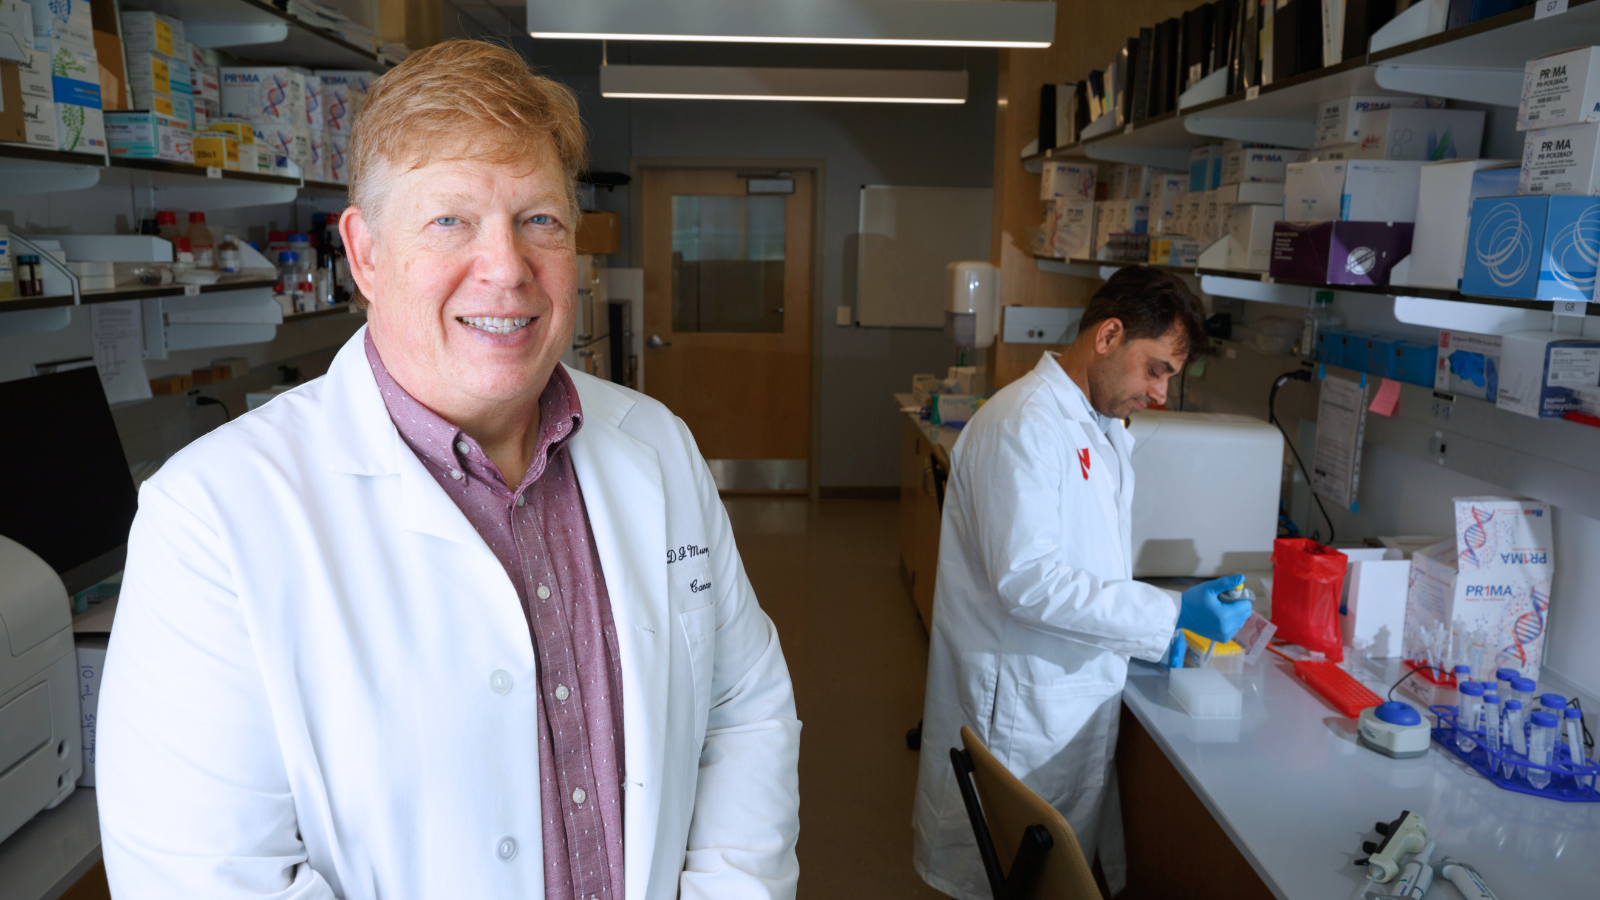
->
[988,0,1205,389]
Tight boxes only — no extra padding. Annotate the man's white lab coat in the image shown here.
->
[95,327,801,900]
[912,352,1179,899]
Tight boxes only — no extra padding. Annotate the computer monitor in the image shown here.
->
[0,367,139,595]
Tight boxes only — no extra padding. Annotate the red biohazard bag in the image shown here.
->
[1270,538,1348,662]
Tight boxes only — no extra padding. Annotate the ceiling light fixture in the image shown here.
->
[529,0,1055,48]
[599,64,968,104]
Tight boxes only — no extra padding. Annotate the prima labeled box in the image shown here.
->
[1519,46,1600,131]
[1316,94,1444,148]
[1269,220,1414,285]
[1340,160,1425,222]
[1214,181,1284,206]
[1355,107,1486,161]
[220,66,305,125]
[328,132,348,183]
[1435,330,1502,401]
[105,110,192,162]
[1496,330,1600,418]
[1284,160,1345,222]
[1401,159,1518,290]
[1189,144,1222,192]
[1046,198,1095,259]
[302,73,321,132]
[321,74,353,134]
[1041,160,1097,201]
[1221,147,1293,185]
[1461,195,1547,299]
[1150,171,1187,233]
[1226,203,1283,271]
[1520,121,1600,195]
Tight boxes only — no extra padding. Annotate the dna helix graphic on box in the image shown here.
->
[1473,202,1535,288]
[1505,586,1550,668]
[1547,203,1600,291]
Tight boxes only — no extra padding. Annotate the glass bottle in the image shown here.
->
[171,237,194,282]
[17,254,42,296]
[218,231,243,274]
[1300,290,1341,360]
[187,212,216,269]
[156,210,183,244]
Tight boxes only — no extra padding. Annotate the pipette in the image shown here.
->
[1201,585,1254,669]
[1436,858,1502,900]
[1390,839,1434,897]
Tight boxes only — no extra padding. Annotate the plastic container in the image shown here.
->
[218,231,242,274]
[1452,665,1472,711]
[188,212,216,268]
[1169,667,1242,718]
[1529,711,1559,789]
[1504,700,1527,779]
[1566,708,1592,790]
[288,233,313,273]
[1541,693,1569,711]
[172,237,194,282]
[1300,291,1341,359]
[1495,668,1520,700]
[156,210,183,243]
[1483,694,1502,761]
[1510,676,1537,711]
[1457,682,1485,752]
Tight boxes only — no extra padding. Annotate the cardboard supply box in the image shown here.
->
[1460,195,1546,300]
[75,634,108,787]
[1214,181,1284,206]
[309,127,329,181]
[1354,107,1487,161]
[1401,160,1519,290]
[1041,160,1097,201]
[1519,46,1600,131]
[302,72,321,132]
[1269,220,1414,285]
[1221,147,1293,185]
[1340,160,1425,222]
[0,0,34,63]
[220,66,305,125]
[328,131,348,182]
[1436,329,1502,401]
[1535,195,1600,302]
[1316,94,1443,148]
[1338,549,1411,659]
[1496,330,1600,418]
[577,210,621,255]
[193,131,239,170]
[1225,203,1282,271]
[25,0,90,48]
[1520,121,1600,194]
[0,58,25,142]
[1150,171,1186,232]
[1046,198,1095,259]
[105,110,192,162]
[1284,160,1346,222]
[118,10,175,56]
[1188,144,1222,192]
[37,37,103,154]
[1401,498,1554,684]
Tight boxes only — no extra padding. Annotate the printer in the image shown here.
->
[0,534,83,845]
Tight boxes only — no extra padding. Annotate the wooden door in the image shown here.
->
[641,169,813,492]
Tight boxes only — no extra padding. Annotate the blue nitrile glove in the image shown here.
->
[1167,630,1187,669]
[1178,574,1252,644]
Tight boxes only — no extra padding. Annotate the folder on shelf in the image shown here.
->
[1340,0,1396,61]
[1039,83,1057,150]
[1133,26,1155,122]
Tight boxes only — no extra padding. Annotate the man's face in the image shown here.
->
[1085,322,1187,419]
[345,147,576,412]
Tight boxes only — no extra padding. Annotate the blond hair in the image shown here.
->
[347,40,588,229]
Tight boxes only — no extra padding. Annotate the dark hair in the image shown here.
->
[1079,266,1209,361]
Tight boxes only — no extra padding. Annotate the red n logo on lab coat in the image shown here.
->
[1077,448,1091,480]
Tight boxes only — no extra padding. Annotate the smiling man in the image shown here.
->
[912,266,1249,898]
[96,41,800,900]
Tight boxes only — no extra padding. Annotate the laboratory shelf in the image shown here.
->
[0,144,104,168]
[119,0,387,71]
[110,157,303,187]
[81,278,280,305]
[0,294,77,313]
[301,179,350,193]
[283,302,362,322]
[1369,0,1600,70]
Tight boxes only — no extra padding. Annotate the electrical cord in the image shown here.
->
[1270,369,1335,545]
[1388,664,1449,703]
[194,396,232,421]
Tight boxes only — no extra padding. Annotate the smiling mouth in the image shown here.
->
[458,316,533,335]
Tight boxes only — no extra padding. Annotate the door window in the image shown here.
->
[670,195,785,333]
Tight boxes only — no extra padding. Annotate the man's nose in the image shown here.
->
[475,222,528,289]
[1150,378,1169,406]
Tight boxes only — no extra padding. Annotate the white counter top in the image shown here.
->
[1122,655,1598,899]
[893,392,961,457]
[0,788,100,900]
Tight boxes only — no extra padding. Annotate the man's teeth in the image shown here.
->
[459,316,532,335]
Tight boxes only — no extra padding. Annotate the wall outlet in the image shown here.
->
[1002,305,1083,344]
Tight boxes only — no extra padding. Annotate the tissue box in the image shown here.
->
[1520,121,1600,195]
[1284,160,1346,222]
[1317,95,1443,148]
[1355,107,1486,160]
[1340,551,1410,659]
[1221,147,1292,185]
[1519,46,1600,131]
[1226,203,1282,271]
[1269,220,1414,285]
[1435,329,1502,401]
[1495,330,1600,418]
[220,66,305,125]
[1403,160,1519,289]
[105,110,192,162]
[1460,195,1547,299]
[1341,160,1425,222]
[1041,160,1097,201]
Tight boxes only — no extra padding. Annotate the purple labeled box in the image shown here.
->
[1269,221,1415,286]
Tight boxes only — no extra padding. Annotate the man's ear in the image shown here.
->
[341,207,380,308]
[1093,317,1125,355]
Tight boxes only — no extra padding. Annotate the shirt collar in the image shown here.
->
[363,330,584,494]
[1037,351,1117,435]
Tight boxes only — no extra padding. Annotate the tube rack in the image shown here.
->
[1430,706,1600,803]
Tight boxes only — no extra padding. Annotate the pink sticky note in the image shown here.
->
[1369,378,1401,417]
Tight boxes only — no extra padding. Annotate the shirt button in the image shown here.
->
[489,670,513,694]
[555,684,569,701]
[516,494,526,507]
[449,468,463,480]
[496,836,517,861]
[572,787,586,804]
[456,441,471,455]
[536,584,551,601]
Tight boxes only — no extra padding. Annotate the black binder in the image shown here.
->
[1039,83,1056,150]
[1342,0,1397,60]
[1133,26,1155,121]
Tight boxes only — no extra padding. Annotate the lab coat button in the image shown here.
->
[572,787,586,804]
[536,584,551,600]
[457,441,471,455]
[555,684,570,701]
[497,837,517,860]
[490,670,513,694]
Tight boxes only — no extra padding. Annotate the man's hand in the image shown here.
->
[1177,574,1251,644]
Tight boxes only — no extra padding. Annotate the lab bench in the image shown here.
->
[1115,653,1597,900]
[894,393,959,634]
[0,788,102,900]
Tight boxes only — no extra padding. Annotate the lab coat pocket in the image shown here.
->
[679,603,717,733]
[991,676,1118,808]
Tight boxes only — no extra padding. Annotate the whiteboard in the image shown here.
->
[855,185,993,328]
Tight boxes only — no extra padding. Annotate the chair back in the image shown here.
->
[960,725,1103,900]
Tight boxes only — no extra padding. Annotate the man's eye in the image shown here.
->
[434,216,461,226]
[528,214,555,226]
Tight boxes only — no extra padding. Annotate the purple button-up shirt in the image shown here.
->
[366,333,625,900]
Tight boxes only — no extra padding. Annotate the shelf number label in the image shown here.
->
[1553,299,1588,317]
[206,166,222,179]
[1536,0,1567,19]
[1246,85,1261,101]
[183,284,200,296]
[1124,124,1134,135]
